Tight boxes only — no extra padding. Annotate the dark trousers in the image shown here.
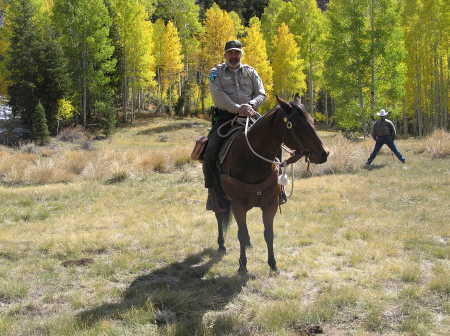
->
[367,135,405,164]
[202,108,235,192]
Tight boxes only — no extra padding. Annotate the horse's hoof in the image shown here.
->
[218,246,227,254]
[269,268,280,276]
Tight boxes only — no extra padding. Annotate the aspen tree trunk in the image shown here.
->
[82,42,87,128]
[324,90,329,126]
[158,68,162,111]
[331,97,336,126]
[433,51,439,129]
[415,49,423,136]
[121,55,127,123]
[440,56,448,129]
[138,89,141,116]
[200,73,205,115]
[308,63,314,115]
[358,81,365,121]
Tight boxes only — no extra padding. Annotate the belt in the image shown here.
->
[212,107,235,125]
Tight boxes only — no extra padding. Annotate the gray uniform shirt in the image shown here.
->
[208,63,266,114]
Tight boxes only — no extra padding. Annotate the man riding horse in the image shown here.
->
[203,40,287,211]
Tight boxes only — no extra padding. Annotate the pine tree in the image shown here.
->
[6,0,41,129]
[271,23,306,98]
[35,26,70,135]
[32,101,50,145]
[104,0,123,113]
[0,0,9,96]
[242,17,273,111]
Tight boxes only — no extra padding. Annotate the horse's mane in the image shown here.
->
[262,101,314,126]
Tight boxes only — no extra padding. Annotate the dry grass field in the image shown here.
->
[0,118,449,336]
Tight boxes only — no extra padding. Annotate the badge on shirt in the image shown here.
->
[208,69,218,81]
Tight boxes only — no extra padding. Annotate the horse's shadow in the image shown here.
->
[78,248,248,334]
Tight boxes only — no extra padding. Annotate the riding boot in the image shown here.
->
[206,188,229,213]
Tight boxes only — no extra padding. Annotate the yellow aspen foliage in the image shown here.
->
[201,4,236,71]
[153,18,165,73]
[112,0,155,90]
[56,98,74,121]
[161,21,184,88]
[243,17,273,97]
[271,23,306,98]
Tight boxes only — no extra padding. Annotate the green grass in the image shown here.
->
[0,118,449,335]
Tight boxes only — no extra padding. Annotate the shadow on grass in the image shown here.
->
[364,163,387,171]
[78,248,248,334]
[136,121,207,136]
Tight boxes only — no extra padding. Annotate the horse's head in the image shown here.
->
[276,95,329,164]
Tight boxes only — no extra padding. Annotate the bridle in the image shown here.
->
[244,106,311,168]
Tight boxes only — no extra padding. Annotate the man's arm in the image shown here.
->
[248,68,266,109]
[371,121,377,140]
[208,68,241,114]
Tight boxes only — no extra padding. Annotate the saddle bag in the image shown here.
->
[190,136,208,161]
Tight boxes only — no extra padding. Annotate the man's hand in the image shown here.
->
[237,104,257,117]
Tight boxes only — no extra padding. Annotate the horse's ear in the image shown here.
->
[294,93,301,105]
[276,95,291,112]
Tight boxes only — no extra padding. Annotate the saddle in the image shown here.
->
[221,170,280,208]
[190,136,208,161]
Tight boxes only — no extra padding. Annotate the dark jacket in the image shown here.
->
[372,118,396,140]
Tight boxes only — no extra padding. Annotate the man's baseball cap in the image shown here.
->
[224,40,243,53]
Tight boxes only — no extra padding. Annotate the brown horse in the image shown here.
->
[215,95,328,273]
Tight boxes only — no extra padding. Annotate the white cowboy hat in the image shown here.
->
[377,109,388,117]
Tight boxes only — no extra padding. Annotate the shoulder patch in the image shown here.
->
[209,69,218,81]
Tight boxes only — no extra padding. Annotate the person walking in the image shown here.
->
[366,109,405,166]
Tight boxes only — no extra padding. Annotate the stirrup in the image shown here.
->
[279,190,287,205]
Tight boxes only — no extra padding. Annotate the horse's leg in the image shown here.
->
[215,211,226,252]
[262,203,278,272]
[232,203,249,273]
[243,220,252,248]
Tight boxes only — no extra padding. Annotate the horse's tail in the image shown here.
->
[222,200,232,233]
[215,199,232,234]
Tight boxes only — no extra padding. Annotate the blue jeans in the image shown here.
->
[367,136,405,164]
